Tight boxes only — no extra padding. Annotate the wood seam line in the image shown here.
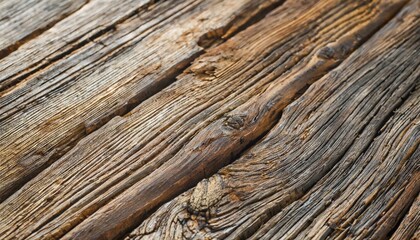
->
[0,0,91,61]
[59,1,412,239]
[0,0,288,202]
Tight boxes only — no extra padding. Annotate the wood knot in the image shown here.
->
[224,114,246,130]
[18,150,56,169]
[317,45,336,60]
[190,62,216,81]
[189,175,224,213]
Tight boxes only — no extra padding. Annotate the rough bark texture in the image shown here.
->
[0,0,418,239]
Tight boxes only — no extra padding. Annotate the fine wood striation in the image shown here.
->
[390,195,420,240]
[0,0,88,59]
[63,1,411,238]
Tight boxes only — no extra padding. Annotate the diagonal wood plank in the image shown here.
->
[390,195,420,240]
[0,0,409,239]
[0,0,283,201]
[253,109,420,239]
[0,0,163,91]
[0,0,279,92]
[253,95,419,240]
[0,0,88,59]
[127,3,419,239]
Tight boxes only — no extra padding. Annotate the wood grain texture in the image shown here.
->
[0,0,151,91]
[0,0,283,201]
[127,3,419,239]
[390,195,420,240]
[63,1,411,238]
[252,97,419,240]
[0,0,88,59]
[0,0,410,239]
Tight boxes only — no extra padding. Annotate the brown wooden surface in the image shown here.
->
[128,4,420,238]
[0,0,418,239]
[0,0,285,201]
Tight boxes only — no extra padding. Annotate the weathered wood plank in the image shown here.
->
[0,0,283,201]
[126,3,419,239]
[0,0,151,90]
[252,100,419,240]
[0,0,88,59]
[0,0,408,239]
[390,195,420,240]
[0,0,280,92]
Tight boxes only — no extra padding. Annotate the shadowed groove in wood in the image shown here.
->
[0,0,288,202]
[0,0,287,93]
[0,0,201,117]
[253,86,419,240]
[249,26,420,240]
[0,0,380,238]
[197,0,286,48]
[0,0,174,201]
[372,170,419,239]
[82,0,289,135]
[250,57,419,239]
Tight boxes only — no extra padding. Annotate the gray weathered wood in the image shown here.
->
[390,195,420,240]
[0,0,88,59]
